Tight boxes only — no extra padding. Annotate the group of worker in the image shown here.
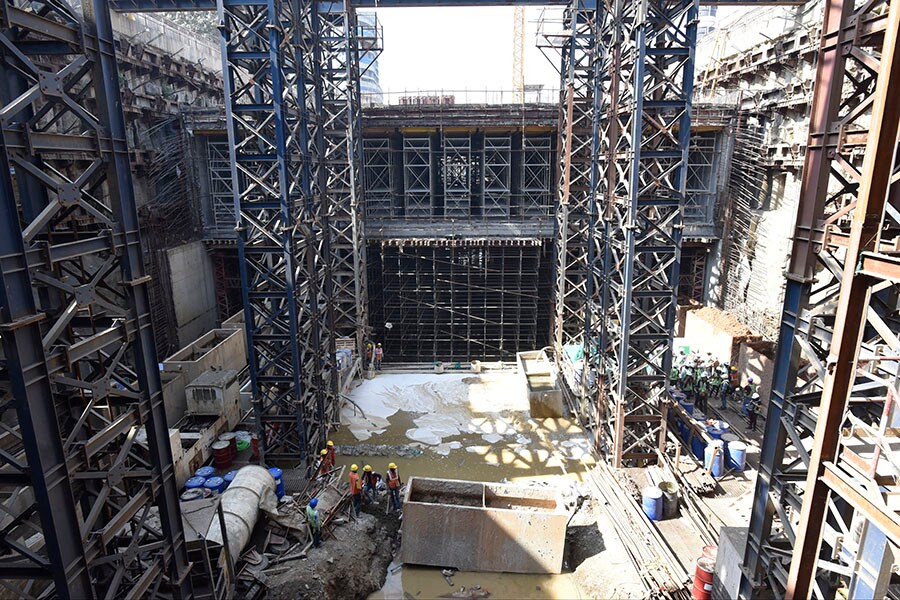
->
[671,350,762,432]
[348,462,403,516]
[364,341,384,371]
[306,444,404,548]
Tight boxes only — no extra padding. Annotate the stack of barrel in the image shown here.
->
[641,481,680,521]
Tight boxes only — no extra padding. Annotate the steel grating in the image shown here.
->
[741,0,900,596]
[0,0,190,595]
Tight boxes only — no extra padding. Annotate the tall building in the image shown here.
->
[358,12,383,106]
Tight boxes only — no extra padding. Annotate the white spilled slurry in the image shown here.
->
[341,373,527,446]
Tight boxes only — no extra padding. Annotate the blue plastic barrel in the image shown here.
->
[204,476,225,494]
[707,425,724,439]
[185,476,206,490]
[705,440,725,477]
[691,435,706,460]
[268,467,285,499]
[641,486,664,521]
[195,466,215,479]
[680,400,694,416]
[223,470,238,488]
[720,432,739,466]
[729,441,747,472]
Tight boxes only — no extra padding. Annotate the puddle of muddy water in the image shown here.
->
[328,372,597,599]
[372,560,581,600]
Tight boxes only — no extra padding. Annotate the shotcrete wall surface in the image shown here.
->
[400,477,568,574]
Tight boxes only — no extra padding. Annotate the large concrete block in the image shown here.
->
[401,477,568,574]
[516,350,564,418]
[163,328,247,384]
[713,526,747,600]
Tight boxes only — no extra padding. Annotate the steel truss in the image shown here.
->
[312,1,370,354]
[0,0,190,595]
[551,2,596,349]
[742,0,900,596]
[218,0,332,461]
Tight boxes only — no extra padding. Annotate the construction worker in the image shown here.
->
[365,342,373,368]
[681,369,694,400]
[307,498,322,548]
[325,440,336,471]
[386,462,402,513]
[362,464,377,504]
[748,393,761,431]
[349,464,362,517]
[316,449,330,477]
[746,376,758,397]
[696,374,708,413]
[669,362,680,387]
[374,343,384,371]
[728,365,740,398]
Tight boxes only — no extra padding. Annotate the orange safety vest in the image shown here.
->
[387,469,400,489]
[325,448,336,469]
[349,472,361,495]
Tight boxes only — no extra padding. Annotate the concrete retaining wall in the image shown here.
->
[401,477,568,574]
[167,242,218,347]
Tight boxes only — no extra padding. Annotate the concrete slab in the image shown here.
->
[400,477,568,574]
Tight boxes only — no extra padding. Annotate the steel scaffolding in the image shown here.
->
[368,241,552,361]
[549,3,595,349]
[742,0,900,596]
[0,0,190,595]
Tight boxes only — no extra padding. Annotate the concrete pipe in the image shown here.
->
[206,465,275,562]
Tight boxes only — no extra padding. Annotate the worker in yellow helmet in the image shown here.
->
[362,464,377,504]
[386,462,402,513]
[316,449,330,478]
[349,464,362,517]
[325,440,336,472]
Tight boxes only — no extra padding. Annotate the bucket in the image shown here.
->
[223,470,238,488]
[185,476,206,491]
[706,425,724,440]
[680,400,695,416]
[720,432,738,465]
[729,440,747,472]
[204,476,225,494]
[180,488,205,502]
[641,486,664,521]
[692,556,715,600]
[705,440,725,477]
[693,411,706,424]
[658,481,679,519]
[236,438,250,452]
[268,467,285,499]
[195,466,215,479]
[212,441,232,470]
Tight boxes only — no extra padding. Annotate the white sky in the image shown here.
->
[369,6,565,101]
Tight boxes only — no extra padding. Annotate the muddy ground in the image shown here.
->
[267,497,401,600]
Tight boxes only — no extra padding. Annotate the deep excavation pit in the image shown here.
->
[261,370,642,599]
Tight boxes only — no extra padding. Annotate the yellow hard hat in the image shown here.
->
[327,440,334,447]
[350,464,358,472]
[320,449,328,456]
[363,464,372,472]
[388,462,397,470]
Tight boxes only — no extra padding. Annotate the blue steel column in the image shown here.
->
[218,0,314,461]
[604,0,696,466]
[0,0,190,594]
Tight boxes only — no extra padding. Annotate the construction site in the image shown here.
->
[0,0,898,598]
